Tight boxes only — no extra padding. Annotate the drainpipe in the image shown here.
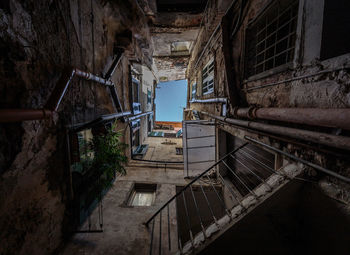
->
[0,67,114,123]
[233,107,350,131]
[190,98,228,116]
[200,111,350,151]
[0,109,54,122]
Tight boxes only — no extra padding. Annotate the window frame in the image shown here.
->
[244,0,300,79]
[191,82,197,100]
[147,89,152,104]
[201,58,215,95]
[127,183,157,207]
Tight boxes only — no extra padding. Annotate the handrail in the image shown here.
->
[145,137,312,254]
[0,66,115,123]
[245,136,350,183]
[131,158,183,164]
[144,142,248,226]
[68,111,132,132]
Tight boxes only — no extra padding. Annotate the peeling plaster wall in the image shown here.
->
[0,0,152,254]
[154,56,189,81]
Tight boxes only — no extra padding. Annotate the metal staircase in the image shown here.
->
[145,141,304,255]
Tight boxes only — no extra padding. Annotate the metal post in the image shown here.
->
[167,204,171,251]
[182,191,194,246]
[245,136,350,183]
[189,185,207,239]
[221,160,257,197]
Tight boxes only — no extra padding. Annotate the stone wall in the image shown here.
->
[0,0,152,254]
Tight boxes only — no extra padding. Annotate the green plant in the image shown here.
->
[88,121,128,190]
[72,121,128,206]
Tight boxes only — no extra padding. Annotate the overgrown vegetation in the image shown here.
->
[72,121,128,204]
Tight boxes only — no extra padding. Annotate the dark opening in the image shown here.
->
[200,180,350,255]
[219,131,275,197]
[175,186,226,244]
[320,0,350,60]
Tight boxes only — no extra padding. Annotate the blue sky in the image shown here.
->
[155,79,187,122]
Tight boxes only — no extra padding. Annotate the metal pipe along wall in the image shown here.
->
[200,111,350,151]
[0,67,114,122]
[234,107,350,130]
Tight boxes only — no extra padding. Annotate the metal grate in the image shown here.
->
[245,0,299,77]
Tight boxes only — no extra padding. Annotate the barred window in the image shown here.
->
[245,0,299,77]
[202,59,214,95]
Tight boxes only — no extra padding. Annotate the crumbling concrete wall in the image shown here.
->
[0,0,152,254]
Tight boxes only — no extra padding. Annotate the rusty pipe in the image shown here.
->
[201,111,350,151]
[234,107,350,130]
[43,67,114,112]
[0,67,114,123]
[0,109,53,122]
[74,68,114,86]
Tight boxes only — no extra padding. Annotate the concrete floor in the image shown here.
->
[61,136,187,255]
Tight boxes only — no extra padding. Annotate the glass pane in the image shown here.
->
[131,192,155,206]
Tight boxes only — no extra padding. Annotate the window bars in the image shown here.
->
[245,0,299,77]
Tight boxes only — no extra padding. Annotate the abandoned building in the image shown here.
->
[0,0,350,254]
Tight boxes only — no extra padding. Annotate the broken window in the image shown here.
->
[245,0,299,77]
[202,59,214,95]
[128,183,157,206]
[320,0,350,60]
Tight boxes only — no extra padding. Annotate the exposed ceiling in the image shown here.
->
[146,0,207,82]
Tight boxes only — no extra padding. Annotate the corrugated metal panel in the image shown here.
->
[183,120,216,177]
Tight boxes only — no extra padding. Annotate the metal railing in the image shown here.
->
[145,141,288,254]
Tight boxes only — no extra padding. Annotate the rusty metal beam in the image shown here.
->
[234,107,350,130]
[0,67,114,123]
[0,109,53,122]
